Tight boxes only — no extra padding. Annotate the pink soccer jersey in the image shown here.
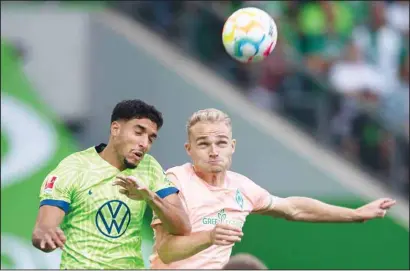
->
[149,163,278,269]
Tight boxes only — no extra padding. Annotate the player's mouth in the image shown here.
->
[132,151,144,160]
[208,160,223,164]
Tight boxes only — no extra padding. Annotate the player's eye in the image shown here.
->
[198,142,208,147]
[218,141,228,146]
[135,130,143,136]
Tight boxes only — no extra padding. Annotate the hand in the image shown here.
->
[208,224,243,246]
[33,227,66,252]
[355,198,396,222]
[113,176,153,201]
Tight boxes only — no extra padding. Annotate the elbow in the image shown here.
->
[281,197,306,221]
[285,208,310,221]
[157,248,176,264]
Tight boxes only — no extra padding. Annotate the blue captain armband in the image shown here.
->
[40,199,70,213]
[156,187,179,199]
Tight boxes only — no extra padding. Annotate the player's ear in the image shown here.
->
[231,139,236,154]
[184,142,191,156]
[111,121,120,136]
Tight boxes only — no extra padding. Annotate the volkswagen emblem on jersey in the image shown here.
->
[95,200,131,238]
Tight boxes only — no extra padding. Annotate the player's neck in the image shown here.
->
[194,168,226,187]
[99,144,125,171]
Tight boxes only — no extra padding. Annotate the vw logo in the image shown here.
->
[95,200,131,238]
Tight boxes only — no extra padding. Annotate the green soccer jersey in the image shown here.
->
[38,144,178,269]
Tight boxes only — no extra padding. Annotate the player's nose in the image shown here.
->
[137,136,149,149]
[209,146,219,157]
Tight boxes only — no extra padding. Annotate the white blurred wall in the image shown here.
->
[1,3,90,122]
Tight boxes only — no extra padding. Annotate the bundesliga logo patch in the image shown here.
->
[44,175,58,194]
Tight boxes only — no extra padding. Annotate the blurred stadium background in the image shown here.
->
[1,1,409,269]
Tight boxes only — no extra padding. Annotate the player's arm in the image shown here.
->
[152,173,242,264]
[115,173,191,235]
[154,224,211,264]
[146,190,191,235]
[147,162,191,235]
[32,171,75,252]
[261,196,395,223]
[248,179,395,223]
[32,206,66,252]
[154,223,242,264]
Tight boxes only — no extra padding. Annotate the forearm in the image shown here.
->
[32,206,65,251]
[146,193,191,235]
[281,197,361,222]
[157,231,211,264]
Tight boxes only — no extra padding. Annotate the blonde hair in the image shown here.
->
[187,108,232,135]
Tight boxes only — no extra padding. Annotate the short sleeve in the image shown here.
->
[149,157,179,199]
[39,166,78,214]
[244,178,279,213]
[151,171,188,228]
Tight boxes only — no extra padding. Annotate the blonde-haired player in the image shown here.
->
[122,108,396,269]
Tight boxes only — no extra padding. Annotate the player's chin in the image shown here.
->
[208,165,225,173]
[124,158,139,169]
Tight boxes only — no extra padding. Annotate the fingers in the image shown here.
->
[40,238,47,250]
[40,233,56,250]
[216,227,243,238]
[213,224,243,246]
[113,177,132,188]
[216,224,243,233]
[127,176,146,189]
[39,228,66,251]
[380,199,396,210]
[215,233,242,243]
[119,189,129,195]
[50,230,65,249]
[56,228,67,244]
[214,239,236,246]
[115,176,128,182]
[114,176,144,189]
[116,175,138,185]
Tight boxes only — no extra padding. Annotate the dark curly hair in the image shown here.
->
[111,99,163,129]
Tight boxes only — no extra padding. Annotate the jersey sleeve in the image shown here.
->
[149,157,179,199]
[244,178,280,213]
[38,162,79,214]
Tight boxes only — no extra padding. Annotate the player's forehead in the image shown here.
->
[190,121,232,140]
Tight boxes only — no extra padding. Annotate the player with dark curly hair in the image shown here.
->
[32,99,191,269]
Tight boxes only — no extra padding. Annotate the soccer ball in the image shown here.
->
[222,7,277,63]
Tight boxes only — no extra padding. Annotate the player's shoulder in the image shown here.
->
[164,163,192,189]
[55,146,96,171]
[165,163,192,177]
[227,170,255,187]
